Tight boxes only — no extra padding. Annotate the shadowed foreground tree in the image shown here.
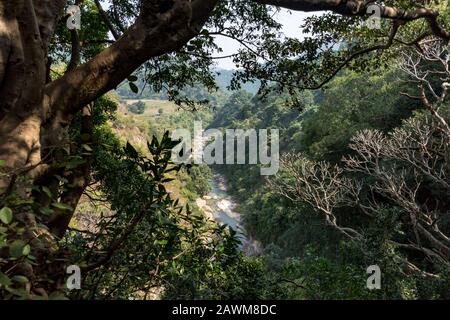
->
[0,0,449,298]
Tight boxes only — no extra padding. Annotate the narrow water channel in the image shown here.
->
[196,174,262,256]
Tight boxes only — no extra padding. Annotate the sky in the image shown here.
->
[98,2,319,70]
[213,9,316,69]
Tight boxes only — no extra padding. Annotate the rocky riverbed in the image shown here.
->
[196,174,263,256]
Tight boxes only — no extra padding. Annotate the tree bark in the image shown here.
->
[0,0,218,193]
[0,0,65,190]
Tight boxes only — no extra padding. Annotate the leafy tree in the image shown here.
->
[128,101,146,114]
[269,40,450,297]
[298,69,420,162]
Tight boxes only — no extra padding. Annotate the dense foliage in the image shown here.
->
[210,57,450,298]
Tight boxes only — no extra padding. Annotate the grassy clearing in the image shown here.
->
[123,99,179,116]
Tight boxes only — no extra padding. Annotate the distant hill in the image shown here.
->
[116,68,260,100]
[214,69,261,95]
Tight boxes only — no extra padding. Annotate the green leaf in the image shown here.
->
[127,75,138,82]
[42,186,52,199]
[64,158,86,169]
[0,160,5,167]
[0,272,12,287]
[82,144,93,152]
[54,175,68,183]
[125,142,139,158]
[155,239,168,246]
[52,203,73,211]
[22,244,31,256]
[9,240,26,258]
[0,207,13,225]
[129,82,139,94]
[12,275,29,284]
[40,208,54,216]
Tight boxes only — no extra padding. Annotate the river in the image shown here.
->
[196,174,263,256]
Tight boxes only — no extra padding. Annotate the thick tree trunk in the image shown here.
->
[0,0,65,190]
[1,0,218,194]
[0,113,43,185]
[47,105,94,238]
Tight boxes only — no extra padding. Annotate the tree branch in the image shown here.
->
[44,0,218,122]
[301,21,400,90]
[255,0,449,40]
[93,0,121,41]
